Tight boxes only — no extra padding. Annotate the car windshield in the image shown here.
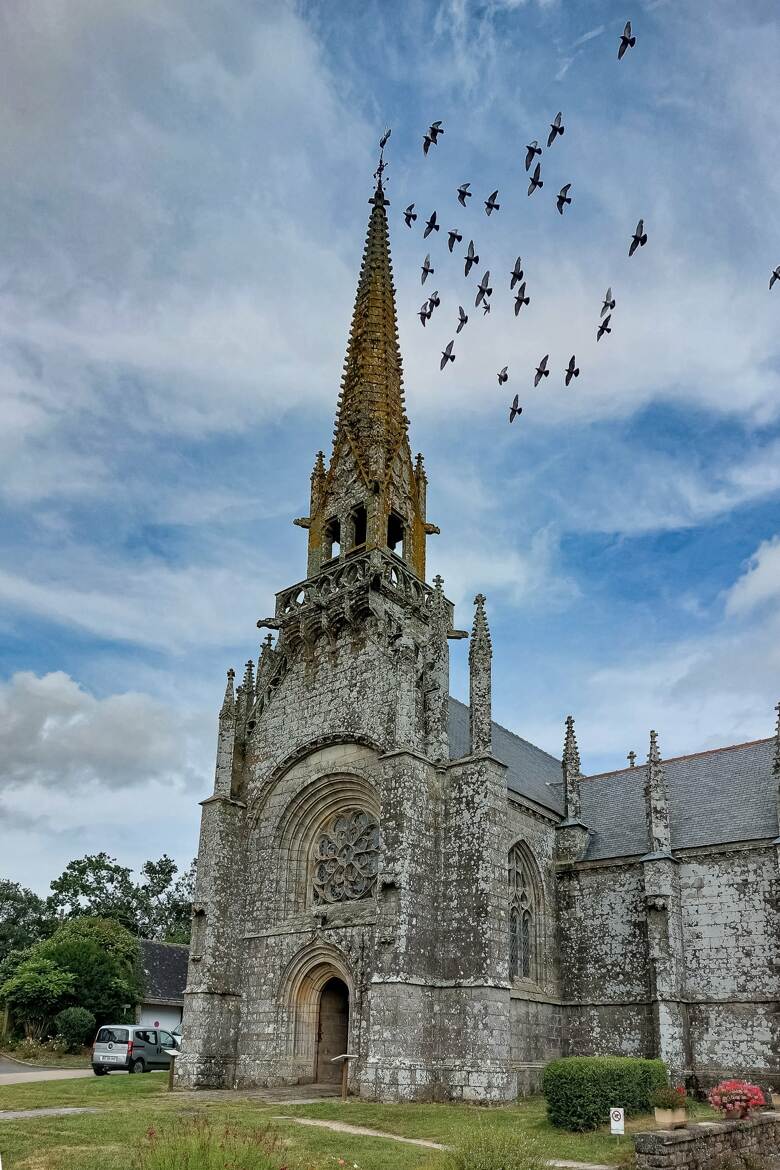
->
[96,1027,129,1043]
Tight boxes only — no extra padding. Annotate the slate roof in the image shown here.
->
[139,939,189,1005]
[448,697,563,814]
[576,738,777,861]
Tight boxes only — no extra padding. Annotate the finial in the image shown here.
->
[469,594,492,662]
[242,659,255,696]
[563,715,582,776]
[648,729,661,765]
[312,450,325,478]
[774,701,780,777]
[628,750,637,768]
[220,668,236,718]
[433,573,444,591]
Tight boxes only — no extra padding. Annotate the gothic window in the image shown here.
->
[508,845,538,981]
[350,504,367,549]
[387,512,404,558]
[324,517,341,561]
[312,809,380,904]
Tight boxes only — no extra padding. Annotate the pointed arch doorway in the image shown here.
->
[316,976,349,1082]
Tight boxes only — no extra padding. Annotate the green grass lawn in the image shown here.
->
[0,1073,716,1170]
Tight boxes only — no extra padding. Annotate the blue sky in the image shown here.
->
[1,0,779,893]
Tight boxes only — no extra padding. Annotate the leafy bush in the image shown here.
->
[138,1118,286,1170]
[543,1056,668,1131]
[438,1127,545,1170]
[0,955,74,1039]
[54,1006,96,1052]
[651,1084,688,1110]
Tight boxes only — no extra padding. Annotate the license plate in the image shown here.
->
[100,1054,122,1062]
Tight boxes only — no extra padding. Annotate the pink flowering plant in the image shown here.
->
[707,1079,765,1118]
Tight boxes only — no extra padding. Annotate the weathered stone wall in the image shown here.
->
[680,847,780,1086]
[634,1113,780,1169]
[558,844,780,1083]
[558,862,654,1058]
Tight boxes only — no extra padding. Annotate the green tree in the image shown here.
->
[0,956,74,1039]
[37,918,142,1023]
[54,1006,96,1052]
[0,880,54,965]
[47,853,143,930]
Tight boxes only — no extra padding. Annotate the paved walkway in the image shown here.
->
[274,1115,611,1169]
[0,1068,95,1086]
[0,1106,99,1121]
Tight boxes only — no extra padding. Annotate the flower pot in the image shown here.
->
[654,1107,688,1129]
[722,1105,749,1121]
[771,1091,780,1110]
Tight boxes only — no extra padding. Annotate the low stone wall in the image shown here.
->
[634,1111,780,1169]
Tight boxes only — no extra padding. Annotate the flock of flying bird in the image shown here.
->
[395,19,780,425]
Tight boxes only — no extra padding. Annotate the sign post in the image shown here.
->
[610,1107,625,1145]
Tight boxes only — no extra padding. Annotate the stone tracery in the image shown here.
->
[312,808,380,904]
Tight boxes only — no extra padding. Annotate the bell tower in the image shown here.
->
[295,172,438,581]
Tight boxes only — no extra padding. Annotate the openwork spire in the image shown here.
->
[562,715,583,822]
[300,163,435,582]
[333,176,408,481]
[645,729,672,854]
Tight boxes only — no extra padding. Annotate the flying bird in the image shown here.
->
[510,257,524,289]
[379,127,392,149]
[514,282,530,315]
[424,210,440,238]
[448,228,463,253]
[485,189,500,216]
[404,204,417,228]
[457,182,472,206]
[597,314,612,340]
[509,394,522,423]
[556,184,572,215]
[457,305,468,333]
[547,111,564,148]
[418,301,432,327]
[423,120,444,154]
[629,218,648,256]
[528,162,543,196]
[440,340,456,371]
[482,301,491,315]
[534,354,550,386]
[565,355,580,386]
[428,289,441,310]
[498,366,509,386]
[475,270,493,306]
[618,20,636,60]
[524,141,542,172]
[601,286,616,317]
[770,266,780,290]
[464,239,479,277]
[421,254,434,284]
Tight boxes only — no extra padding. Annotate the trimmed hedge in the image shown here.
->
[542,1056,668,1131]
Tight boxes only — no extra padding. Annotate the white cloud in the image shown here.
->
[725,536,780,617]
[0,670,210,792]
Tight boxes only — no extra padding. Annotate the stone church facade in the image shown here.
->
[176,173,780,1102]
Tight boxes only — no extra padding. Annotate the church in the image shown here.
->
[175,170,780,1102]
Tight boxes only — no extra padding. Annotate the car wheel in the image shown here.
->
[129,1058,145,1074]
[93,1066,108,1076]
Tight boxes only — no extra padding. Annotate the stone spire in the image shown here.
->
[774,701,780,778]
[332,175,408,481]
[469,594,493,754]
[219,668,235,719]
[300,169,435,581]
[644,729,672,854]
[562,715,583,822]
[214,668,236,797]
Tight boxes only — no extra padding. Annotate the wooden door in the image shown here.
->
[315,977,349,1082]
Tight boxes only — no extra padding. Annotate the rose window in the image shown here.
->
[312,809,380,904]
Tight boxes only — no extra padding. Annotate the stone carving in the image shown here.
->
[312,809,380,904]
